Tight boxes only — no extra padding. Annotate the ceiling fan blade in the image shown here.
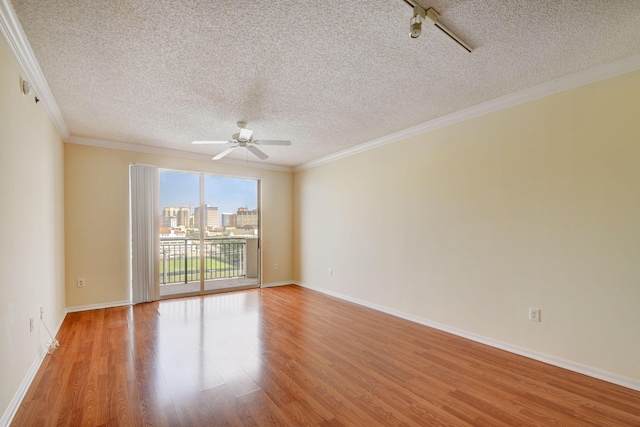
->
[192,140,231,145]
[253,139,291,145]
[247,145,269,160]
[253,140,292,146]
[212,146,238,160]
[238,128,253,141]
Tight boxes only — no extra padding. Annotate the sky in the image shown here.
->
[159,170,257,216]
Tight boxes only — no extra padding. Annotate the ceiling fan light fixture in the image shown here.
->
[238,127,253,141]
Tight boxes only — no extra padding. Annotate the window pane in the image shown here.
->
[203,175,259,288]
[159,170,200,293]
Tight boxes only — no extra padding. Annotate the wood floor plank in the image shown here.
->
[237,389,293,426]
[202,383,246,427]
[11,285,640,426]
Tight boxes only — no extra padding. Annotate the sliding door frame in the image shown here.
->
[156,168,262,299]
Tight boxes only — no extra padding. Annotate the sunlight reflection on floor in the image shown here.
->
[156,291,263,396]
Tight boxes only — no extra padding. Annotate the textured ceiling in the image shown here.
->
[9,0,640,167]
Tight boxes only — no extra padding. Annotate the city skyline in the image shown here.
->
[159,171,258,218]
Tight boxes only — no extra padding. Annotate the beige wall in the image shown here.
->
[2,20,638,419]
[0,35,66,419]
[64,144,293,308]
[294,70,640,382]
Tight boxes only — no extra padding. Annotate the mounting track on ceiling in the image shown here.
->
[402,0,472,52]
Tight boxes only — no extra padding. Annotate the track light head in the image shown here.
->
[410,22,422,38]
[409,5,425,38]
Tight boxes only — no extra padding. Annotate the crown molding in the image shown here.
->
[0,0,70,140]
[293,53,640,172]
[0,0,284,173]
[67,136,294,173]
[4,0,639,173]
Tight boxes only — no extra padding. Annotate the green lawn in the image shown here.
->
[160,256,237,282]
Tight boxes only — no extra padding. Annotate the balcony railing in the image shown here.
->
[160,237,246,285]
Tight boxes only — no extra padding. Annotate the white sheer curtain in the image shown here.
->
[130,164,159,304]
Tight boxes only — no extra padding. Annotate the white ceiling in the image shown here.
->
[6,0,640,168]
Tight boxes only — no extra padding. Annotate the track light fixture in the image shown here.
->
[404,1,473,52]
[410,6,426,38]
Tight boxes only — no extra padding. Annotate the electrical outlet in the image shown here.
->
[328,267,332,276]
[77,278,86,288]
[29,317,34,332]
[529,307,541,322]
[273,263,278,270]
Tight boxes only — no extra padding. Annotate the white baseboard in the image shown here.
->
[260,281,294,288]
[66,299,131,313]
[0,312,67,427]
[293,281,640,392]
[0,349,48,427]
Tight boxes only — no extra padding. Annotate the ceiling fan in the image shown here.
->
[192,121,292,160]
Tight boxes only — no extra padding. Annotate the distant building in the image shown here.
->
[236,207,258,228]
[194,205,218,229]
[162,206,190,227]
[159,227,185,238]
[176,207,190,227]
[221,213,237,228]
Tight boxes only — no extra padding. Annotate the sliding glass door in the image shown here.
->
[158,170,259,298]
[202,175,259,293]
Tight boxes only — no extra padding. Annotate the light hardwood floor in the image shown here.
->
[12,285,640,426]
